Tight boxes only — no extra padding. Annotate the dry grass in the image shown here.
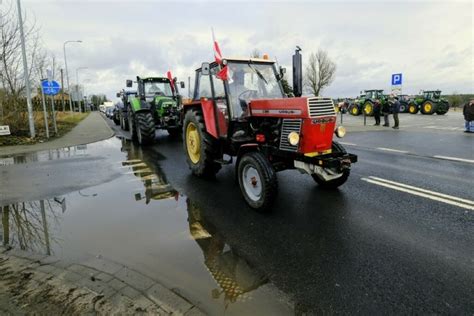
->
[0,112,89,146]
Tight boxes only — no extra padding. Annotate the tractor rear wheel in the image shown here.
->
[183,109,221,177]
[135,112,155,145]
[408,103,419,114]
[399,102,408,113]
[349,104,360,116]
[421,101,435,115]
[238,151,278,211]
[120,112,129,131]
[312,141,350,189]
[363,101,374,116]
[128,109,137,140]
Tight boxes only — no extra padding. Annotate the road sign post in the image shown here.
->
[41,79,61,136]
[40,82,50,139]
[391,73,403,97]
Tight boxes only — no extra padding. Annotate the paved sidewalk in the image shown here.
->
[0,113,114,157]
[0,246,205,315]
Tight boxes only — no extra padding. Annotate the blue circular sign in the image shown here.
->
[42,80,61,96]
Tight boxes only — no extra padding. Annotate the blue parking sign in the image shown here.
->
[392,73,402,85]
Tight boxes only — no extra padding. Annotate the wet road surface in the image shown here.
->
[1,122,473,314]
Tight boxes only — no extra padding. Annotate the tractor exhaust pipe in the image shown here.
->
[292,46,303,97]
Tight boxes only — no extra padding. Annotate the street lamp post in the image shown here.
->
[75,67,87,113]
[63,40,82,113]
[17,0,35,138]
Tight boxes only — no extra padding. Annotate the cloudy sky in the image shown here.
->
[19,0,473,99]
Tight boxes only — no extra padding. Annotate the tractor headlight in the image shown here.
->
[335,126,346,138]
[288,132,300,146]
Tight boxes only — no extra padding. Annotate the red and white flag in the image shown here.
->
[212,28,222,65]
[211,28,232,82]
[166,70,175,91]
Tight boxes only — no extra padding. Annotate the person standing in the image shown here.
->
[463,99,474,133]
[392,97,400,129]
[373,99,381,126]
[381,98,391,127]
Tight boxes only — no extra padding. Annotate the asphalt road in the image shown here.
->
[1,116,473,315]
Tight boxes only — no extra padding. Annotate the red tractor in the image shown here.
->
[182,49,357,211]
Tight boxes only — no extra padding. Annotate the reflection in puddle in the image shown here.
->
[1,198,66,255]
[187,199,268,305]
[0,144,88,165]
[0,137,292,314]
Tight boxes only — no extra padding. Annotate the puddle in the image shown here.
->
[0,137,294,315]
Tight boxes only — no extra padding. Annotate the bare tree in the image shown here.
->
[304,49,336,96]
[251,49,260,58]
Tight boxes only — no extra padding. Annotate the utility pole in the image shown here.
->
[63,40,82,114]
[17,0,35,138]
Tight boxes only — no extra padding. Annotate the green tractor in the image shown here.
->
[407,90,449,115]
[125,76,185,145]
[348,90,387,116]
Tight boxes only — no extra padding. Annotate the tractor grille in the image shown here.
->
[279,119,302,152]
[307,97,336,118]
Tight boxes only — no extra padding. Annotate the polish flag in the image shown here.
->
[167,71,175,91]
[212,28,222,64]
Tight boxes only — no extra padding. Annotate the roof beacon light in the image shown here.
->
[262,53,269,60]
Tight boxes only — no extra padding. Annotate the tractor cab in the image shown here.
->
[137,77,175,102]
[193,58,285,130]
[423,90,441,100]
[364,89,385,100]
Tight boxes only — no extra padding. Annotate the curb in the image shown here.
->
[0,246,205,315]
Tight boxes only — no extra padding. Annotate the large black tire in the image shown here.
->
[237,151,278,211]
[363,101,374,116]
[312,141,350,189]
[128,109,137,141]
[408,103,419,114]
[120,112,129,131]
[349,104,360,116]
[399,101,408,113]
[135,112,155,145]
[113,115,120,125]
[183,109,221,177]
[420,101,435,115]
[436,101,449,115]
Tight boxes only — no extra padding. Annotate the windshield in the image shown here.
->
[144,81,173,97]
[225,61,284,118]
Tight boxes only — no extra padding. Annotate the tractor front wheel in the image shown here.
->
[363,101,374,116]
[238,151,278,211]
[120,112,129,131]
[312,142,350,189]
[183,109,221,177]
[421,101,435,115]
[135,112,156,145]
[128,109,137,140]
[408,103,419,114]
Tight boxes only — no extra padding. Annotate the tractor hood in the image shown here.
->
[153,96,177,108]
[249,96,336,119]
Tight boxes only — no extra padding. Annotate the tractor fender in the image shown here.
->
[183,100,219,139]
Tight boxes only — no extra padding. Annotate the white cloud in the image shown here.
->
[17,0,473,99]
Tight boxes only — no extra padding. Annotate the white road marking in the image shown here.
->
[433,155,474,164]
[361,176,474,210]
[423,126,464,131]
[339,142,357,146]
[376,147,409,154]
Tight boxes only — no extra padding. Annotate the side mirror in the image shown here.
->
[116,92,121,98]
[180,81,185,89]
[280,66,286,77]
[126,80,133,88]
[201,62,210,76]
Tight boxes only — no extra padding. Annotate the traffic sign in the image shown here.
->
[392,73,402,85]
[41,80,61,95]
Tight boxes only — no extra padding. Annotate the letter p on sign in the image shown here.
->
[392,73,402,85]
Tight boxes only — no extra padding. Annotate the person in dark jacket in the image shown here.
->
[392,97,400,129]
[373,99,381,126]
[463,99,474,133]
[381,99,391,127]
